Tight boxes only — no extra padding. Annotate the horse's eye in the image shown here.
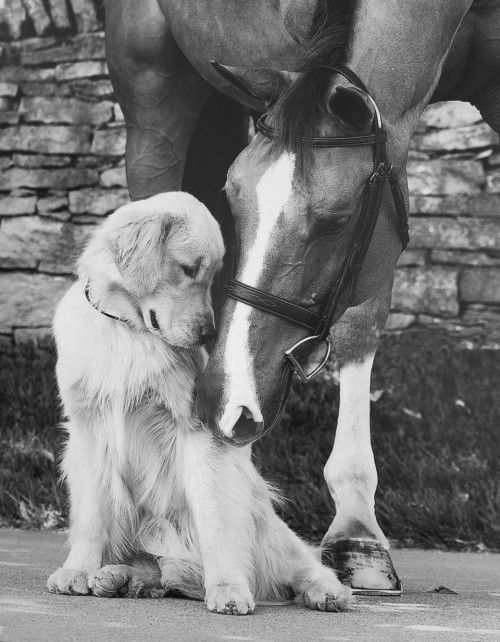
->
[314,215,349,236]
[181,264,198,278]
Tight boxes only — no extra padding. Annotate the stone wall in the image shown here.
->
[0,1,499,350]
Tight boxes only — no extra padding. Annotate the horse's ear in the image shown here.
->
[211,61,298,107]
[328,86,375,130]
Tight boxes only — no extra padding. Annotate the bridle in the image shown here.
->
[225,65,409,383]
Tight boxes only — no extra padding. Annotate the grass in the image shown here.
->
[1,329,498,550]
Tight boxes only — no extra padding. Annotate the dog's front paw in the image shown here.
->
[90,564,166,598]
[205,582,255,615]
[47,567,90,595]
[301,575,352,612]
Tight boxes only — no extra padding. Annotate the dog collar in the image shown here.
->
[84,281,130,326]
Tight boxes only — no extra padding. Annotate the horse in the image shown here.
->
[104,0,500,593]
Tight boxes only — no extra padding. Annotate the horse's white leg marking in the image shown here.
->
[323,352,388,545]
[219,153,296,436]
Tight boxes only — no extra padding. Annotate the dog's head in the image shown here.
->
[79,192,224,348]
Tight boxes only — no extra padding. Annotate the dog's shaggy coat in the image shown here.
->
[47,192,351,614]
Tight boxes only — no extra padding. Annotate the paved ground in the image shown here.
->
[0,529,499,642]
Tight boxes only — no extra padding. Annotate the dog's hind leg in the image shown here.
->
[158,557,204,600]
[90,558,165,598]
[253,499,352,612]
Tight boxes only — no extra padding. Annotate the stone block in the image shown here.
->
[0,125,92,154]
[392,267,459,316]
[411,123,498,152]
[431,250,500,267]
[70,0,100,32]
[0,195,37,216]
[113,103,124,122]
[0,66,54,82]
[0,167,97,190]
[0,157,12,170]
[409,217,500,250]
[409,195,468,216]
[419,102,482,128]
[0,216,92,272]
[70,78,114,101]
[39,224,93,273]
[20,32,105,65]
[384,312,416,331]
[0,0,27,39]
[397,249,426,267]
[0,111,20,125]
[13,154,72,168]
[468,194,500,218]
[462,305,500,328]
[99,165,127,187]
[47,0,71,30]
[0,82,18,97]
[489,151,500,168]
[460,268,500,304]
[37,194,69,219]
[22,0,51,35]
[55,60,107,81]
[91,127,126,156]
[407,159,485,195]
[20,97,113,125]
[20,82,72,97]
[68,187,129,215]
[487,169,500,193]
[4,34,57,51]
[0,272,70,332]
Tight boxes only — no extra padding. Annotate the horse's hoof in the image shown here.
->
[321,539,402,596]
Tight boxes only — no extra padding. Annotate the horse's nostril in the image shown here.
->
[231,411,263,446]
[199,327,216,345]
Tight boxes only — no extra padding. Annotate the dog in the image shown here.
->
[47,191,352,614]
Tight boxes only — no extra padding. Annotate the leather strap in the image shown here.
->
[388,167,410,249]
[84,282,129,325]
[225,280,320,331]
[256,115,388,147]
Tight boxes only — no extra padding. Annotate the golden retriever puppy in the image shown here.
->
[47,192,351,615]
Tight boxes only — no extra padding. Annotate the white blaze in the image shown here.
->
[219,152,296,436]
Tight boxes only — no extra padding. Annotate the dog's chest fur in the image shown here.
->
[56,285,205,545]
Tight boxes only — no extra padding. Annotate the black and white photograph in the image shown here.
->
[0,0,499,640]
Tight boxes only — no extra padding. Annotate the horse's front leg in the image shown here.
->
[321,300,401,594]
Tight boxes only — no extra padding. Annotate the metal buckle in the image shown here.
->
[285,335,332,383]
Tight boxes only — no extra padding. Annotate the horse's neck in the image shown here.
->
[347,0,473,129]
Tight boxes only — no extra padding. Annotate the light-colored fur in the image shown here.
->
[47,192,351,614]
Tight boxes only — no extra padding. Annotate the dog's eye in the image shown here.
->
[180,264,198,278]
[149,310,160,330]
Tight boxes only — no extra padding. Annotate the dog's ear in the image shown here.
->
[109,206,174,294]
[94,279,145,328]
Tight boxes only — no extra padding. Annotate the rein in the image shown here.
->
[225,65,409,382]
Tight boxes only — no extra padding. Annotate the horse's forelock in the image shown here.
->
[275,0,359,157]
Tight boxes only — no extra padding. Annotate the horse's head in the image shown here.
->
[196,64,407,445]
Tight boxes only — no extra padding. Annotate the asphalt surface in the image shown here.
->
[0,529,499,642]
